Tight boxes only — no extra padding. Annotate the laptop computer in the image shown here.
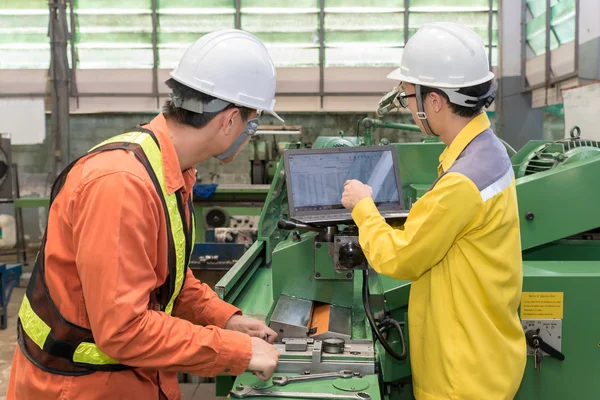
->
[283,145,409,225]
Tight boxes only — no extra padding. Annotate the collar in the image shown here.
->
[143,113,196,195]
[438,112,491,174]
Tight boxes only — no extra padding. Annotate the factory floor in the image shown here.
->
[0,259,225,400]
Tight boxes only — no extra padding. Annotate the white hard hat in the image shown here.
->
[388,22,494,89]
[170,29,283,122]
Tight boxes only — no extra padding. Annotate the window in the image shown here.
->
[526,0,575,57]
[0,0,499,69]
[0,0,50,69]
[242,0,319,67]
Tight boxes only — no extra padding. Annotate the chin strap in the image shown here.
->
[415,84,438,137]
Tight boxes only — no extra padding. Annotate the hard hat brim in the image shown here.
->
[387,67,494,89]
[266,109,285,123]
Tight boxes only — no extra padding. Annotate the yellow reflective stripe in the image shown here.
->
[136,135,186,315]
[18,296,51,350]
[190,211,196,264]
[73,342,119,365]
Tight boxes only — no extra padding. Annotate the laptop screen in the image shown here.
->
[284,146,404,217]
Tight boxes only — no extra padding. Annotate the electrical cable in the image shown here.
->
[362,269,407,361]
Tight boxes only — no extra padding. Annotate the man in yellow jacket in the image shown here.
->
[342,22,527,399]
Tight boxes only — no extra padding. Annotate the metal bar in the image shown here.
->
[0,91,388,98]
[521,0,528,90]
[11,164,27,265]
[49,0,71,174]
[0,93,49,98]
[215,240,264,299]
[67,0,78,107]
[318,0,325,109]
[544,0,551,105]
[488,0,494,69]
[403,0,409,45]
[574,0,580,73]
[234,0,241,29]
[521,71,579,93]
[225,256,263,304]
[151,0,159,109]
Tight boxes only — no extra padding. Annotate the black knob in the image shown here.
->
[338,241,367,269]
[277,220,323,233]
[525,330,565,361]
[277,220,295,230]
[525,212,535,221]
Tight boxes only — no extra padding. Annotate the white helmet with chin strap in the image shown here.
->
[170,29,283,159]
[387,22,496,136]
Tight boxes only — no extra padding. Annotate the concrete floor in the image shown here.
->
[0,282,223,399]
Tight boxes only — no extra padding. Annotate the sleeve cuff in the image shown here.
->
[351,197,379,226]
[202,296,242,329]
[213,329,252,375]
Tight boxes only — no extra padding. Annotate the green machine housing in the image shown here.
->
[215,120,600,400]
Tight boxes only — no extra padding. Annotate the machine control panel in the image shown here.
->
[521,319,563,357]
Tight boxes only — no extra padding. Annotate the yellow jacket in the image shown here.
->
[352,113,526,400]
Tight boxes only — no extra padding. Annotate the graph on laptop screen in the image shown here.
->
[287,149,401,213]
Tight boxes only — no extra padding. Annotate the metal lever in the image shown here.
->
[230,385,371,399]
[277,220,323,233]
[272,370,356,386]
[525,330,565,361]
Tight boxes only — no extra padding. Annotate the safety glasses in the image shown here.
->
[243,110,262,136]
[397,92,417,108]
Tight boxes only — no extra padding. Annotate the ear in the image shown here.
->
[220,108,240,136]
[429,92,445,113]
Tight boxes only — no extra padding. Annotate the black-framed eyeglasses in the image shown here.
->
[397,92,416,108]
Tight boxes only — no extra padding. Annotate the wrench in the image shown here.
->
[230,385,371,400]
[272,370,356,386]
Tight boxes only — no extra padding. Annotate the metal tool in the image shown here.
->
[272,370,355,386]
[322,338,346,354]
[230,385,371,399]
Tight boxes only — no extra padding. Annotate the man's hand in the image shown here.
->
[225,315,278,343]
[248,337,280,381]
[342,180,373,210]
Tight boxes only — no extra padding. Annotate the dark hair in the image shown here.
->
[421,80,493,118]
[162,78,253,129]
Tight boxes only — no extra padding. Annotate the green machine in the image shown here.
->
[214,121,600,400]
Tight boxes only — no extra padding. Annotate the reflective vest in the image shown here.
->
[17,128,196,375]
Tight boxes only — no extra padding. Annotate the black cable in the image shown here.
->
[378,318,407,359]
[362,269,407,361]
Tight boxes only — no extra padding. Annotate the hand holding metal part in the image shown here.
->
[230,385,371,399]
[272,370,357,386]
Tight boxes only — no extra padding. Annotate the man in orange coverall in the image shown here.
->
[8,30,282,399]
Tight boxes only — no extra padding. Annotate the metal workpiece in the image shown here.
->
[269,296,314,338]
[272,370,355,386]
[230,385,371,400]
[283,338,313,352]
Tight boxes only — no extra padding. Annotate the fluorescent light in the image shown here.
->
[75,9,151,15]
[0,9,48,16]
[0,28,47,34]
[324,7,404,13]
[158,8,235,15]
[241,8,318,15]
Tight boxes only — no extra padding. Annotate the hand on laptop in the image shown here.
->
[342,180,373,210]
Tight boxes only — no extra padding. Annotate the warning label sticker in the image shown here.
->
[520,292,564,319]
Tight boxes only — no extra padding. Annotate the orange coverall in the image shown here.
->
[7,114,252,399]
